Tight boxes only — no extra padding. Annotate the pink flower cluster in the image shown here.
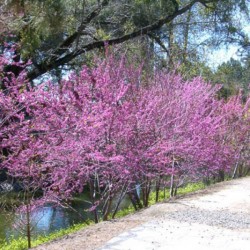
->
[0,53,249,217]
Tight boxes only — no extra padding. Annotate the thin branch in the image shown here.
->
[148,33,170,56]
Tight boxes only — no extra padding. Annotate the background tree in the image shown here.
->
[210,57,250,98]
[0,0,249,82]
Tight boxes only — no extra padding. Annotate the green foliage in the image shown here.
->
[4,0,74,58]
[177,61,214,81]
[132,0,177,26]
[212,57,250,98]
[2,0,250,81]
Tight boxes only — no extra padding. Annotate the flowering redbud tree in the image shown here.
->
[1,47,249,247]
[221,93,250,178]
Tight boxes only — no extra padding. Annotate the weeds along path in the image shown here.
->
[35,176,250,250]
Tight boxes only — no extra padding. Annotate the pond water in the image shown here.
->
[0,193,92,243]
[0,193,130,243]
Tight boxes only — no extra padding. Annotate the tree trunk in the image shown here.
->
[128,186,143,210]
[218,170,225,182]
[155,179,161,202]
[142,179,151,207]
[26,203,31,249]
[170,159,175,198]
[182,8,192,63]
[168,21,175,71]
[112,184,128,219]
[103,195,112,221]
[89,180,99,223]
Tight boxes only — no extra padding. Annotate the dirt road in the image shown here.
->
[35,177,250,250]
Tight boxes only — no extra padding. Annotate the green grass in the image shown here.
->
[116,182,206,215]
[177,182,206,195]
[115,205,135,218]
[0,220,93,250]
[148,182,206,206]
[0,182,206,250]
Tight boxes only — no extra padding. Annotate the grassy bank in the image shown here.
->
[0,181,206,250]
[0,220,93,250]
[113,182,206,218]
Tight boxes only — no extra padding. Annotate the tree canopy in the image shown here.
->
[0,0,249,81]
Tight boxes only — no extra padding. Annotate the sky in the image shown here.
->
[207,24,250,69]
[208,46,239,69]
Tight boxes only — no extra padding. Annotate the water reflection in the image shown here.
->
[33,206,70,234]
[0,196,91,242]
[0,192,131,243]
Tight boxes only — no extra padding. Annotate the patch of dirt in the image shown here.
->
[35,218,144,250]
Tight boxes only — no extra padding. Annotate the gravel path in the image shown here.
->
[35,177,250,250]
